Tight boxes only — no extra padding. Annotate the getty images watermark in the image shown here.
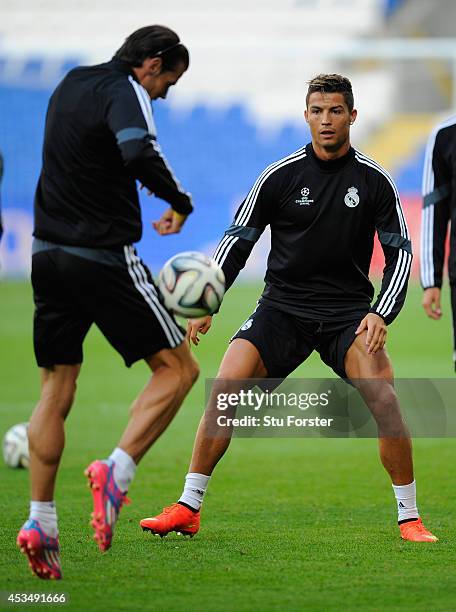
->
[215,388,334,429]
[204,378,456,438]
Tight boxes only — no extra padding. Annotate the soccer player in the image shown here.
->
[140,74,437,543]
[17,26,200,580]
[421,114,456,370]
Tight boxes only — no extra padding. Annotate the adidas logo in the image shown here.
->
[398,502,406,508]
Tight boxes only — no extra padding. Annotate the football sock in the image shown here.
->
[29,500,58,538]
[392,480,419,523]
[109,447,137,493]
[178,473,210,511]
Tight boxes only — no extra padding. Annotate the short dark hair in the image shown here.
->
[306,74,354,112]
[114,25,189,71]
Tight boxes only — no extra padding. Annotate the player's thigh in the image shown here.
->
[344,332,393,381]
[217,338,268,379]
[202,339,267,418]
[32,248,92,368]
[145,339,199,382]
[344,334,401,426]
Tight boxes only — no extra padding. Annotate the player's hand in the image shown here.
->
[355,313,387,354]
[186,316,213,346]
[422,287,442,320]
[153,208,187,235]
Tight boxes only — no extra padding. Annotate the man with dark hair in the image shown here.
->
[421,114,456,370]
[305,73,354,112]
[140,74,437,544]
[17,25,199,580]
[113,24,189,71]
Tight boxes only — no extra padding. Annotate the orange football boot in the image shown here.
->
[140,503,200,537]
[400,518,438,542]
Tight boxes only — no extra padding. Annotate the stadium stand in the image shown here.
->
[0,0,454,278]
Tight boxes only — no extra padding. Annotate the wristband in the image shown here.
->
[172,210,187,222]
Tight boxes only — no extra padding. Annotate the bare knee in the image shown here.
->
[362,381,407,437]
[147,344,199,393]
[37,366,80,418]
[40,379,77,416]
[185,355,200,387]
[172,350,199,391]
[369,382,399,414]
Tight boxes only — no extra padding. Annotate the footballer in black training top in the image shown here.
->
[421,114,456,371]
[140,74,438,544]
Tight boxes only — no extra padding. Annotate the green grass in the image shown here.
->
[0,281,455,611]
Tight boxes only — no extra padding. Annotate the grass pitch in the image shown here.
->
[0,280,455,611]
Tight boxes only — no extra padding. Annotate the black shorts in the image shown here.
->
[231,302,365,379]
[32,239,185,368]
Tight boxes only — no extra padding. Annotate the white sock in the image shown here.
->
[29,501,58,538]
[392,480,419,522]
[109,447,137,493]
[178,473,210,511]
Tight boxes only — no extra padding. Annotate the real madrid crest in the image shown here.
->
[344,186,359,208]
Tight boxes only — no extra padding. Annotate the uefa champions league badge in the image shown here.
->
[344,186,360,208]
[295,186,314,206]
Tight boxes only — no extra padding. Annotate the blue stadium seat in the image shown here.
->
[2,66,426,275]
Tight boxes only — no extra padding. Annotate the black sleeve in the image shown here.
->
[213,169,277,291]
[420,126,452,289]
[370,174,412,325]
[105,79,193,215]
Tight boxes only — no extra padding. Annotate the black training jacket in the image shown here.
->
[421,115,456,288]
[34,59,193,248]
[214,143,412,325]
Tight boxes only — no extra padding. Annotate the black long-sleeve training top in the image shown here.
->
[34,59,193,248]
[421,115,456,288]
[214,143,412,325]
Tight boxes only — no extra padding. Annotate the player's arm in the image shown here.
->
[213,170,276,290]
[187,169,277,345]
[104,81,193,229]
[421,127,451,319]
[365,176,412,350]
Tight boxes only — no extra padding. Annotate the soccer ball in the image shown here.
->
[158,251,225,318]
[2,422,29,469]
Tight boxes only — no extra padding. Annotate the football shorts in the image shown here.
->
[32,239,185,368]
[231,301,366,379]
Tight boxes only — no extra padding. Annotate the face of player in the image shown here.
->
[135,58,187,100]
[305,92,357,160]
